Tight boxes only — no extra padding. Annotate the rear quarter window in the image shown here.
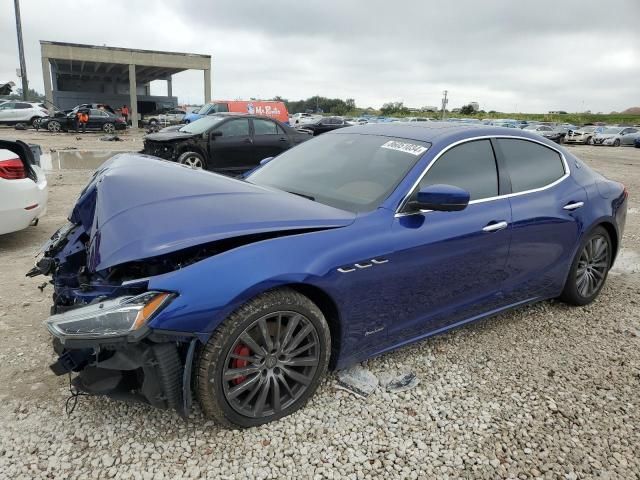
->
[497,139,565,193]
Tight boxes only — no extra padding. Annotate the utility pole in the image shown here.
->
[441,90,448,120]
[13,0,29,100]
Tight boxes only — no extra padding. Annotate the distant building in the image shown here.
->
[548,110,568,114]
[420,105,439,112]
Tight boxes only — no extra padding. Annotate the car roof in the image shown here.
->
[331,121,558,147]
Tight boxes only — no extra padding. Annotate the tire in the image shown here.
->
[559,226,612,306]
[48,120,61,133]
[184,119,190,124]
[196,288,331,428]
[586,136,593,145]
[177,151,206,169]
[613,139,620,147]
[29,116,41,127]
[103,123,116,134]
[149,118,158,126]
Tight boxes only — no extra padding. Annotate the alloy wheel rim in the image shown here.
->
[49,122,60,132]
[105,124,115,133]
[221,311,320,418]
[576,235,609,298]
[183,156,203,168]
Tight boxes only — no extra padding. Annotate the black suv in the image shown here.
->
[142,113,311,173]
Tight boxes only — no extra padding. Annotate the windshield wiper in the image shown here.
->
[286,190,315,201]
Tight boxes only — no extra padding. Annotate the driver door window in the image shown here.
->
[418,139,498,201]
[217,119,250,137]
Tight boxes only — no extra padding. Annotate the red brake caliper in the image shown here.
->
[231,344,251,385]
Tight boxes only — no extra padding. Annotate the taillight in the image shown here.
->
[0,158,26,180]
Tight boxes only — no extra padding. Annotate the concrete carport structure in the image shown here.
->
[40,41,211,127]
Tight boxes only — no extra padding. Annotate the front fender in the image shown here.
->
[145,228,350,336]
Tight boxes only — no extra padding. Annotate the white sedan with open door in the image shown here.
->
[0,140,48,235]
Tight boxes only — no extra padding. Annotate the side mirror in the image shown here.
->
[406,184,470,213]
[259,157,273,166]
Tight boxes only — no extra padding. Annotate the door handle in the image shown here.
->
[563,201,584,211]
[279,137,287,142]
[482,221,508,232]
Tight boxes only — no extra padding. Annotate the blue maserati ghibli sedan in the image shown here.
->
[30,122,627,427]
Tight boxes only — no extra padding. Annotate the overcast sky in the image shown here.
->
[1,0,638,113]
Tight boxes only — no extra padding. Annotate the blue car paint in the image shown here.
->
[52,123,627,371]
[70,156,354,272]
[183,112,204,123]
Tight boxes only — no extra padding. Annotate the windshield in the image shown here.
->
[247,133,429,212]
[580,126,596,132]
[178,116,225,134]
[603,127,622,134]
[524,125,538,130]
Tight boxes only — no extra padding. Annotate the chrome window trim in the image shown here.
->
[394,135,570,217]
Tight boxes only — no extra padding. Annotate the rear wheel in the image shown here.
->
[196,288,330,428]
[48,120,61,133]
[177,151,206,169]
[29,116,41,127]
[103,123,116,134]
[559,226,611,306]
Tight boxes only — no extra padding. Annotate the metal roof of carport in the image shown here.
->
[40,41,212,126]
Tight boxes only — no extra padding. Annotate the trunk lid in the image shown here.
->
[71,154,355,272]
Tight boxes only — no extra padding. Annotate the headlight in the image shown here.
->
[46,291,172,339]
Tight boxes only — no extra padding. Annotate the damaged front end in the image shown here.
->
[29,154,354,415]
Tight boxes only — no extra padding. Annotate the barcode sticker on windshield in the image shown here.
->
[381,140,428,156]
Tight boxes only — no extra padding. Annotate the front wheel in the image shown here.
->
[196,288,331,428]
[586,136,593,145]
[177,151,206,169]
[559,226,612,306]
[613,139,621,147]
[103,122,116,134]
[48,120,61,132]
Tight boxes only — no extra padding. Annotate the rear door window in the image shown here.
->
[496,139,565,193]
[253,118,278,135]
[419,139,498,201]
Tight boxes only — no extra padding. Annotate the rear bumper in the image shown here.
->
[0,166,48,235]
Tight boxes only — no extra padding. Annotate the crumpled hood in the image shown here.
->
[70,154,355,272]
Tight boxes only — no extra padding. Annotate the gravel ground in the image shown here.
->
[0,135,639,479]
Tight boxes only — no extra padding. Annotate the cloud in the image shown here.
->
[1,0,638,112]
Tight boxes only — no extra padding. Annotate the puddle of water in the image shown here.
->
[611,248,640,275]
[40,150,134,170]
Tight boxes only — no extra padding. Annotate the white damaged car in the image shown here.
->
[0,140,48,235]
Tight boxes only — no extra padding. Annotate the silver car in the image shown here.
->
[593,126,640,146]
[565,126,605,145]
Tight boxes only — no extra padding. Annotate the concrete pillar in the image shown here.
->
[41,57,53,112]
[128,64,137,128]
[203,68,211,103]
[167,76,172,98]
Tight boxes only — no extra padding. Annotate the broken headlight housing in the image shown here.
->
[46,292,173,339]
